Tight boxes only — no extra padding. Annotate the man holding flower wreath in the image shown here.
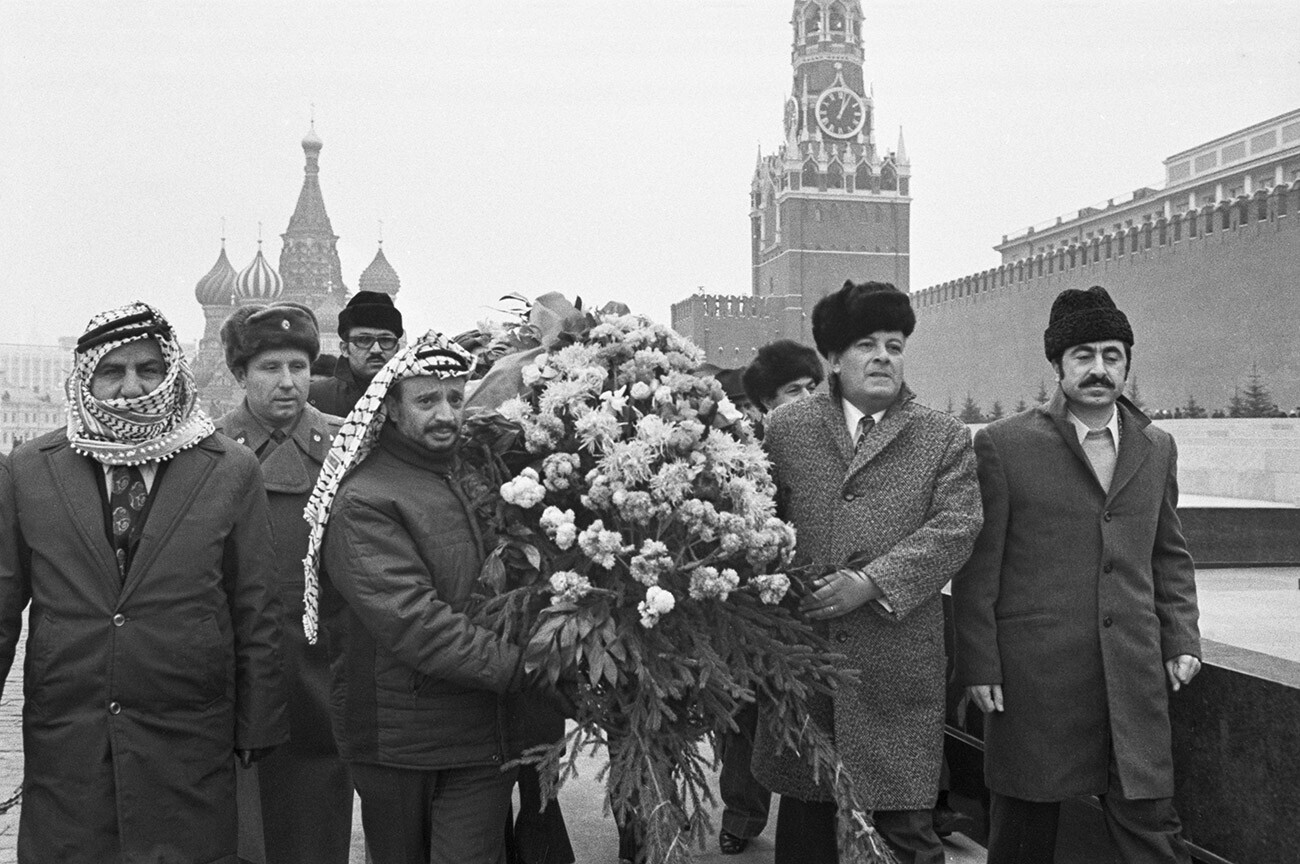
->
[754,280,983,864]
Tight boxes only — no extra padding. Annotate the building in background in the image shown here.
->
[907,108,1300,415]
[191,125,401,415]
[672,0,910,369]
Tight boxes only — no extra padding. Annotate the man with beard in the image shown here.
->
[216,302,352,864]
[954,286,1201,863]
[0,301,286,863]
[309,290,403,416]
[301,332,556,864]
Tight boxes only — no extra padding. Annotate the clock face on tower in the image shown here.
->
[815,87,866,138]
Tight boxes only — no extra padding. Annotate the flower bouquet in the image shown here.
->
[458,306,894,864]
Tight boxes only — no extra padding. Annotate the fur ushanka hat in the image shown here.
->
[811,280,916,358]
[1042,285,1133,362]
[221,302,321,371]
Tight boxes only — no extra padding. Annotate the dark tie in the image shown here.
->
[258,428,288,461]
[109,464,148,580]
[855,415,875,451]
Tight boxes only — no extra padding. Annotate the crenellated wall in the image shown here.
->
[671,293,809,369]
[906,182,1300,413]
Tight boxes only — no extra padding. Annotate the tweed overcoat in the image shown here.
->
[952,393,1200,802]
[0,430,287,864]
[752,387,983,810]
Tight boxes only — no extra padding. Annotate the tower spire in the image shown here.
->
[896,127,908,163]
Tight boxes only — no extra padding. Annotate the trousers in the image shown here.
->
[351,761,517,864]
[717,701,773,838]
[773,796,944,864]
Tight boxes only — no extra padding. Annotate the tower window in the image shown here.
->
[802,159,819,189]
[880,164,898,192]
[855,162,872,192]
[829,5,846,34]
[826,161,844,191]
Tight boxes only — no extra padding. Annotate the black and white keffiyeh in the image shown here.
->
[66,301,214,466]
[302,330,476,642]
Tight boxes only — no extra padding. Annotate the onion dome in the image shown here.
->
[194,242,237,306]
[234,242,284,302]
[358,243,400,295]
[302,125,323,153]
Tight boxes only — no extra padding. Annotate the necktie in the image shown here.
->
[1082,428,1117,493]
[109,464,148,580]
[258,428,288,461]
[855,415,875,451]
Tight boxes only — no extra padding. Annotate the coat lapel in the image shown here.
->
[1044,391,1099,489]
[818,395,856,465]
[218,402,332,494]
[121,440,218,603]
[43,439,119,590]
[1107,399,1154,502]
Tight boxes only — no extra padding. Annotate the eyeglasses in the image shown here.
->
[346,336,399,351]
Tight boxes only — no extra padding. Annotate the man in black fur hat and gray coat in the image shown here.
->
[216,302,352,864]
[954,285,1201,863]
[309,290,404,417]
[753,280,982,864]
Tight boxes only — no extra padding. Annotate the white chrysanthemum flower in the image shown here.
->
[497,397,534,424]
[577,519,629,569]
[548,570,593,605]
[638,585,676,628]
[575,409,621,453]
[500,468,546,509]
[751,572,791,605]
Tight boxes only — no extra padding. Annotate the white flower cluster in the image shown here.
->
[500,468,546,509]
[750,572,792,605]
[687,566,740,602]
[542,453,582,492]
[539,506,578,550]
[548,570,593,605]
[629,539,673,586]
[577,518,631,569]
[638,585,676,628]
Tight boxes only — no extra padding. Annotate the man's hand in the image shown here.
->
[237,747,276,768]
[800,568,883,620]
[967,684,1004,713]
[1165,655,1201,692]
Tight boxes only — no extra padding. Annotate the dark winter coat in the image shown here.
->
[953,393,1200,801]
[308,357,366,418]
[0,430,287,864]
[320,424,523,769]
[752,386,983,810]
[215,402,342,754]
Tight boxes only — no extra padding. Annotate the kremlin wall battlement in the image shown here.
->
[671,292,807,371]
[905,181,1300,414]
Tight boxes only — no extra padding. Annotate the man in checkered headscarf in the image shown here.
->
[0,301,287,862]
[304,330,551,864]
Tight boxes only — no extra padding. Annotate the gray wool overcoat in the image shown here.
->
[752,386,983,810]
[952,393,1200,802]
[0,430,287,864]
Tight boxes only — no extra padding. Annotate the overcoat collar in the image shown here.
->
[219,401,335,494]
[821,381,917,480]
[1042,389,1153,501]
[39,430,223,606]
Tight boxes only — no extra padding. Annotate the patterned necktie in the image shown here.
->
[855,415,875,451]
[1082,428,1117,493]
[109,464,148,580]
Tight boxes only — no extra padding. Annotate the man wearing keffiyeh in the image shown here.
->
[304,330,550,864]
[0,301,288,864]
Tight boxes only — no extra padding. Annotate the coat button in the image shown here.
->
[835,631,849,643]
[109,701,121,715]
[1102,617,1113,628]
[843,493,856,502]
[1103,511,1112,522]
[112,613,125,626]
[1102,563,1113,574]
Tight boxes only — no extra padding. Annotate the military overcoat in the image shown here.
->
[0,430,287,864]
[952,393,1200,801]
[752,387,982,810]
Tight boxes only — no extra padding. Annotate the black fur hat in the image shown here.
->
[338,290,403,338]
[1043,285,1133,362]
[742,339,823,408]
[221,302,320,371]
[811,280,915,358]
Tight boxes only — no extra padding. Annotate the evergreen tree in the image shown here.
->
[945,395,955,415]
[1126,374,1145,410]
[1240,362,1277,417]
[1228,384,1246,418]
[1181,394,1207,419]
[1035,380,1050,404]
[959,394,984,424]
[1014,398,1029,414]
[989,401,1005,420]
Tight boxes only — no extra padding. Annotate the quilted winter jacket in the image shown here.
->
[319,425,523,769]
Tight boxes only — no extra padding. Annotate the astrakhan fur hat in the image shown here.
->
[1042,285,1133,362]
[742,339,823,407]
[811,280,915,358]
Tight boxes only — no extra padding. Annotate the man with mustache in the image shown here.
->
[309,290,403,417]
[954,286,1201,863]
[301,332,552,864]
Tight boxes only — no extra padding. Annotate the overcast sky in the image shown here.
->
[2,0,1297,346]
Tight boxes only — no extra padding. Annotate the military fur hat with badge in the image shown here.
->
[220,302,321,372]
